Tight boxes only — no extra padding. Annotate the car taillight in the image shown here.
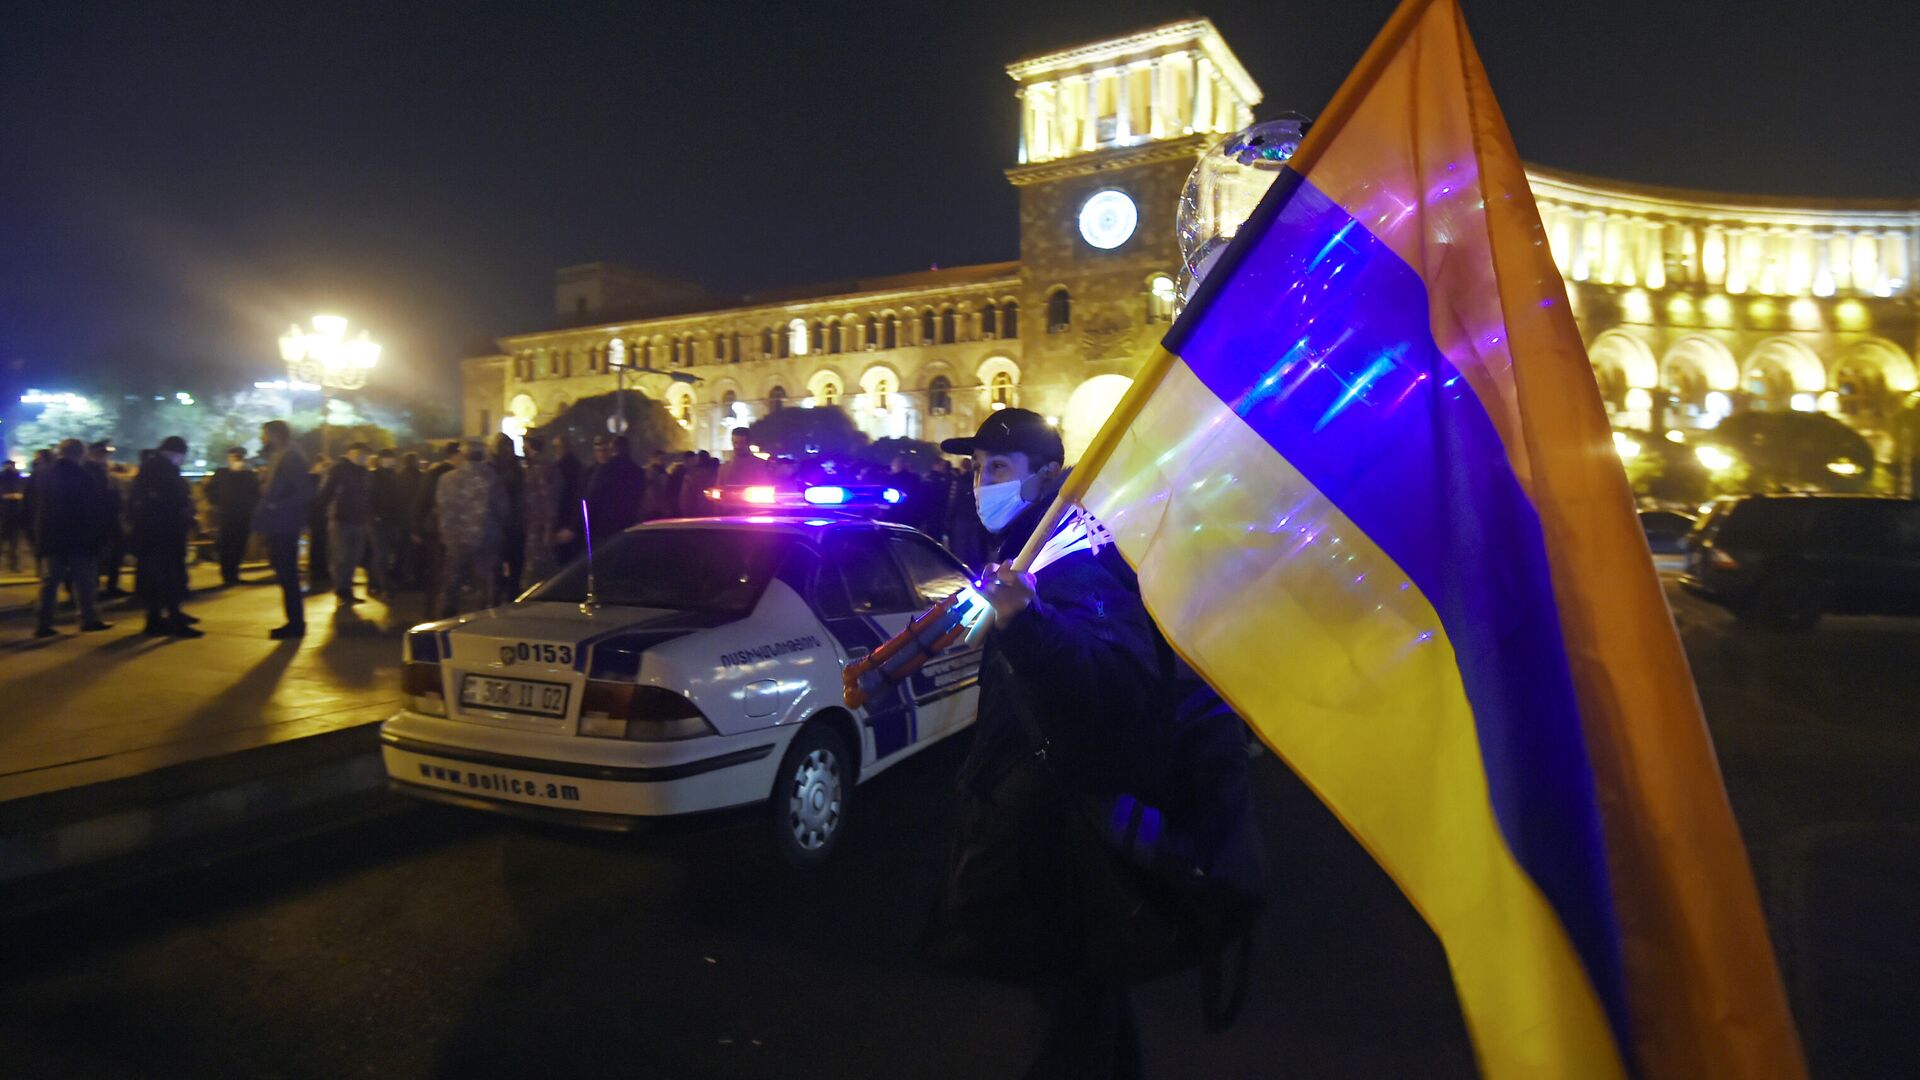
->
[1707,547,1740,571]
[403,662,446,716]
[577,682,713,741]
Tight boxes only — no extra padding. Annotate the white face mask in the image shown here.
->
[974,478,1029,534]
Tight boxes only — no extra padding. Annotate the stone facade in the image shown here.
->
[464,16,1919,469]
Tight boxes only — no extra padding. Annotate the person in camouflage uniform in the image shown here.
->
[433,441,508,619]
[520,436,562,585]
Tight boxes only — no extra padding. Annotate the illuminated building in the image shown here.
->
[463,18,1918,466]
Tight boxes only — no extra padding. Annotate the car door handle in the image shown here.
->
[846,646,871,660]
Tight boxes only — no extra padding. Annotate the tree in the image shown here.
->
[298,423,397,460]
[1704,411,1875,493]
[529,391,682,461]
[745,406,865,460]
[9,395,118,455]
[1623,436,1713,506]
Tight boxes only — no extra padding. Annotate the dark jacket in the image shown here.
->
[317,458,373,526]
[34,458,109,556]
[87,460,125,546]
[584,455,646,539]
[251,444,314,536]
[551,454,585,535]
[128,455,194,555]
[415,461,456,536]
[203,468,260,526]
[490,453,526,538]
[950,491,1267,967]
[959,494,1165,800]
[394,466,423,529]
[369,467,407,528]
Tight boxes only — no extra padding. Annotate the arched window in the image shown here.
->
[829,320,843,354]
[940,306,957,344]
[883,314,898,350]
[1835,361,1885,417]
[769,385,788,411]
[981,302,998,339]
[865,315,879,350]
[713,333,726,363]
[921,309,936,343]
[1002,300,1019,338]
[871,376,893,413]
[991,371,1015,408]
[731,331,742,363]
[820,380,840,407]
[1146,274,1176,324]
[761,327,775,358]
[811,320,826,354]
[788,318,807,357]
[721,390,737,421]
[1047,288,1071,333]
[929,375,952,415]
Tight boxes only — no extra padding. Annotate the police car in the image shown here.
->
[380,512,986,864]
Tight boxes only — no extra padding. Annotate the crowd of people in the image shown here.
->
[2,422,994,639]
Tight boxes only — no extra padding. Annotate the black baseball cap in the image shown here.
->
[940,407,1064,464]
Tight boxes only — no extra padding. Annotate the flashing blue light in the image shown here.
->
[882,487,903,504]
[803,486,850,505]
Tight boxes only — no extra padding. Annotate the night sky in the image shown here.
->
[4,0,1916,400]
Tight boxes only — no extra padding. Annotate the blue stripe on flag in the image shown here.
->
[1169,169,1630,1045]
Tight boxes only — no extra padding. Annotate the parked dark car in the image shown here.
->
[1681,494,1920,630]
[1639,509,1697,555]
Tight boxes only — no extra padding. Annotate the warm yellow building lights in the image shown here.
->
[458,18,1919,478]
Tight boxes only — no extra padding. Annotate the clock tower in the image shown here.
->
[1006,19,1261,386]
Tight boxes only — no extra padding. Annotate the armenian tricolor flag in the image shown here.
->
[1021,0,1807,1075]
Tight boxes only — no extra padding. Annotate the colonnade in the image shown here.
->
[1538,201,1913,298]
[1017,49,1253,164]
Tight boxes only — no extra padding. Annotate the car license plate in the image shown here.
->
[460,674,570,718]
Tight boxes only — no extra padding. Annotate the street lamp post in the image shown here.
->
[279,315,380,453]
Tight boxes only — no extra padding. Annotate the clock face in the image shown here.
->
[1078,189,1138,250]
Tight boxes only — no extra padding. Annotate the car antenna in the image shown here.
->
[579,497,599,615]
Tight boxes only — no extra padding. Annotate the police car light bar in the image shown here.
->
[705,484,903,513]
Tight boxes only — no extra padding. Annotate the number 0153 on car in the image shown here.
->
[460,675,569,718]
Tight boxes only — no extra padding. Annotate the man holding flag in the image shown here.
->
[923,0,1806,1075]
[927,407,1263,1078]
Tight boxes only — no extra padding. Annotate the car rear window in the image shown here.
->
[1715,500,1812,548]
[889,534,973,606]
[527,529,792,614]
[822,530,918,616]
[1803,501,1916,556]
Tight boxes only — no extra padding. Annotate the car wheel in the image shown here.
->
[1753,574,1823,632]
[769,723,853,867]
